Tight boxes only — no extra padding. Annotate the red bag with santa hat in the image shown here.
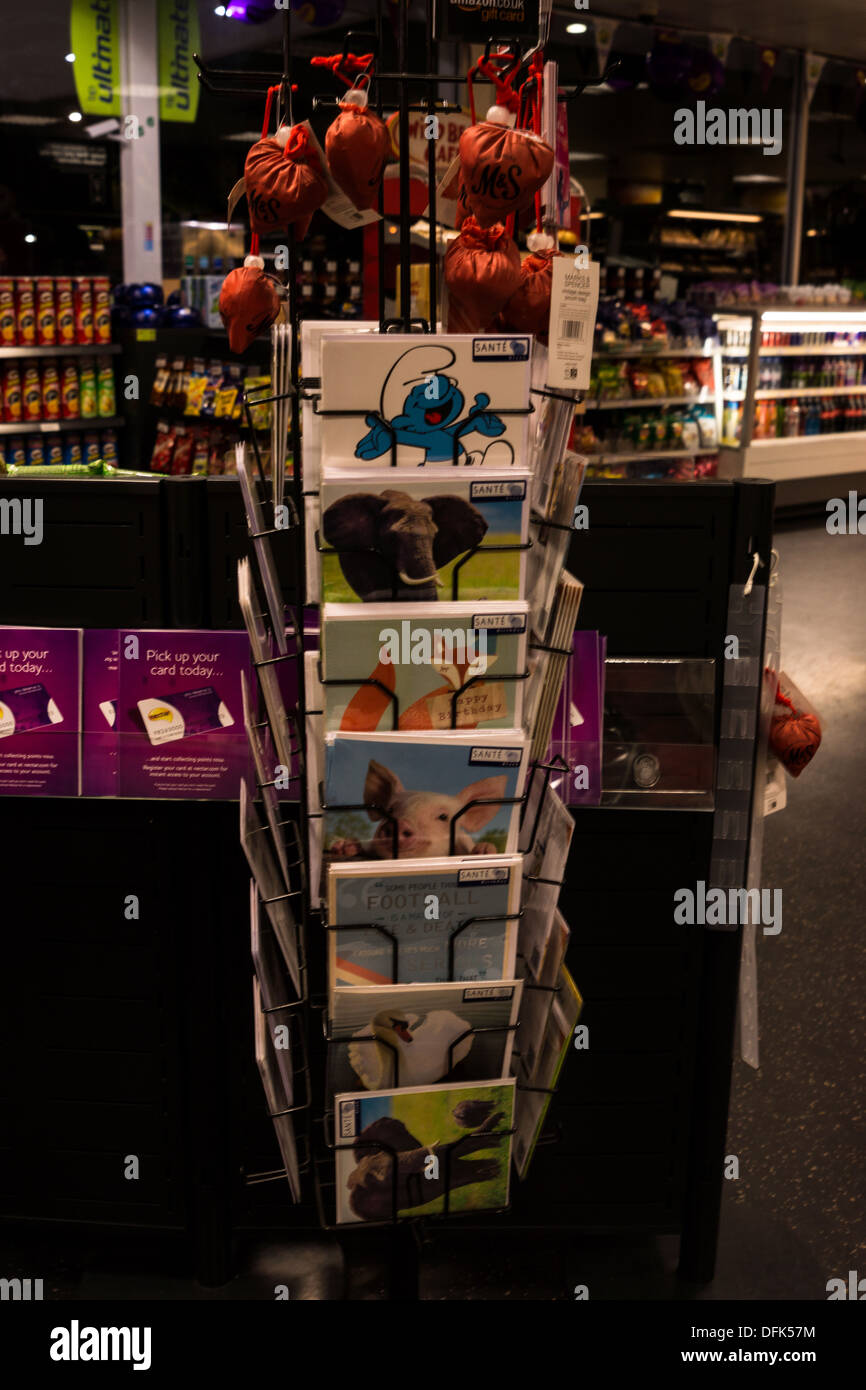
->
[311,52,391,211]
[459,54,554,228]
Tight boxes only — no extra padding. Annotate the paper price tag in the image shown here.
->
[547,258,600,391]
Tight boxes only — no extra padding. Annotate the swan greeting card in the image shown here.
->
[319,334,533,469]
[322,730,529,873]
[327,853,521,986]
[321,601,528,733]
[328,978,522,1096]
[334,1078,515,1223]
[316,468,531,604]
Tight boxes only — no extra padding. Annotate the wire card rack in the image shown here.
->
[205,0,585,1235]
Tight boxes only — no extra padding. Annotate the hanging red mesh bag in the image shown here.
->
[459,122,554,226]
[244,125,328,238]
[444,217,521,334]
[219,257,283,354]
[768,670,822,778]
[501,243,557,340]
[325,91,391,210]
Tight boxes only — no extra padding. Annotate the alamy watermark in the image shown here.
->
[674,880,782,933]
[674,100,783,157]
[826,491,865,534]
[0,496,43,546]
[378,622,489,673]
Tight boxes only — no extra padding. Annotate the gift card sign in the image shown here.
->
[435,0,540,41]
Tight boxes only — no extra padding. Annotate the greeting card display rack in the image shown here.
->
[0,2,776,1303]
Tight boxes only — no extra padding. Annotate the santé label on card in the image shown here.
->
[547,258,600,391]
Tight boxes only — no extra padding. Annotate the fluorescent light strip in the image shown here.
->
[667,209,763,224]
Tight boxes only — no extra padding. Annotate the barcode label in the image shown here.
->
[559,319,585,341]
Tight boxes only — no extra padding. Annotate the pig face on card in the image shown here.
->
[337,759,507,859]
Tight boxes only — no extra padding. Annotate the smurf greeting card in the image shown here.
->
[319,334,533,468]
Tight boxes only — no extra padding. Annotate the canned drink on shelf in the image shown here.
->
[8,436,27,467]
[41,361,61,419]
[74,277,94,344]
[92,276,112,343]
[35,277,57,345]
[16,278,36,345]
[101,427,118,466]
[22,363,42,420]
[26,436,46,468]
[96,355,116,416]
[78,356,97,417]
[0,277,16,346]
[64,433,83,467]
[61,359,80,418]
[2,363,22,422]
[83,430,101,463]
[55,278,75,345]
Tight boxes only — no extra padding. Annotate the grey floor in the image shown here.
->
[2,519,862,1301]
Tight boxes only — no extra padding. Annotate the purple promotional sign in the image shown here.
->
[82,629,119,797]
[116,630,255,800]
[0,627,81,797]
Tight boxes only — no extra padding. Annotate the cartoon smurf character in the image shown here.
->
[354,344,515,465]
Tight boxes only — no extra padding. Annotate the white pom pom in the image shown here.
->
[527,231,555,253]
[486,104,516,127]
[244,254,265,270]
[343,86,369,108]
[274,125,290,149]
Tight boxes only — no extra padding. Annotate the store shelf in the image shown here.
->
[0,416,125,436]
[722,344,866,357]
[0,343,121,359]
[587,448,714,464]
[719,433,866,483]
[588,395,715,410]
[594,346,718,359]
[723,386,866,400]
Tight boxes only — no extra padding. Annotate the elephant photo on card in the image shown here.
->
[319,471,530,604]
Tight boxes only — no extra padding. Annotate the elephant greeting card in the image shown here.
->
[316,468,531,604]
[322,730,529,873]
[334,1078,515,1222]
[327,853,521,986]
[318,334,533,468]
[321,601,528,733]
[328,979,522,1097]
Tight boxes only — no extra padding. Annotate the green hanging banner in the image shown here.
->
[158,0,200,123]
[70,0,121,116]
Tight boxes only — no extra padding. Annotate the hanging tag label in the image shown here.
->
[546,258,600,391]
[227,176,246,227]
[300,121,381,230]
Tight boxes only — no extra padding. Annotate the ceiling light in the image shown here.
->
[0,114,61,126]
[65,52,75,63]
[68,110,83,123]
[733,174,784,185]
[214,5,226,13]
[566,22,588,34]
[668,209,763,224]
[24,234,36,244]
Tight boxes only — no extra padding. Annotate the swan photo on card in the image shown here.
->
[334,1078,515,1223]
[327,853,521,986]
[321,601,528,733]
[318,468,531,604]
[327,978,521,1096]
[319,334,533,468]
[322,730,529,873]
